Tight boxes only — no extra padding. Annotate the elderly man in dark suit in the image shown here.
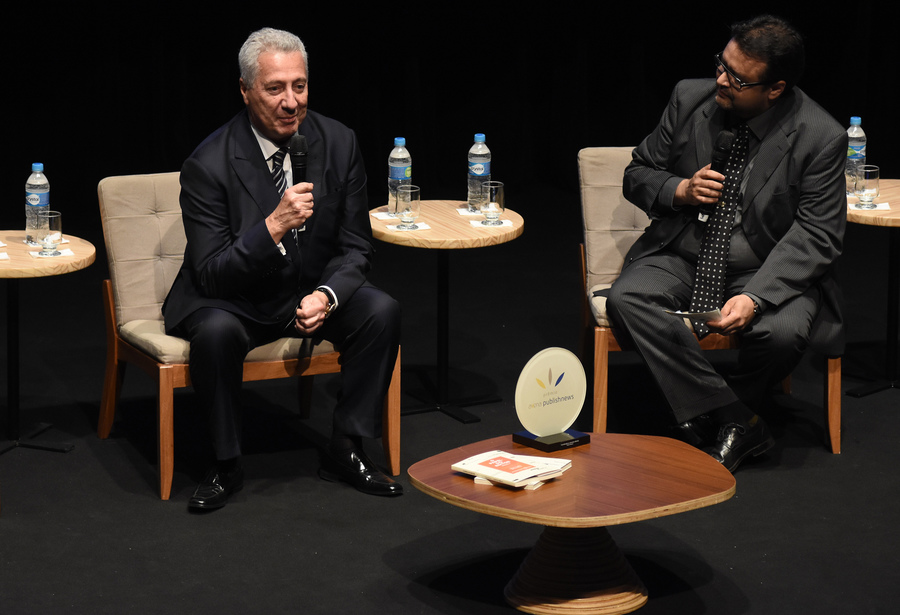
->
[163,28,402,509]
[607,15,846,472]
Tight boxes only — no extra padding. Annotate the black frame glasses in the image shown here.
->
[714,53,771,91]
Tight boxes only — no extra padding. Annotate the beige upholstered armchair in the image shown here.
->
[578,147,840,453]
[97,172,401,499]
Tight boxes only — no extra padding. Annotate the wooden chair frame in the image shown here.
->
[99,279,401,499]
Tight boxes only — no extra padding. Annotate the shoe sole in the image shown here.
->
[318,467,403,497]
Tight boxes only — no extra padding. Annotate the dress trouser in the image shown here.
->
[606,252,820,424]
[175,283,401,461]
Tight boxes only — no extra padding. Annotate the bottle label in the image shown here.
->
[468,161,491,176]
[847,144,866,160]
[26,192,50,207]
[389,165,411,180]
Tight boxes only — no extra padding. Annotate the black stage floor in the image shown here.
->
[2,190,899,614]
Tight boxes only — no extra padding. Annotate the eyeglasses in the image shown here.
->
[714,53,771,91]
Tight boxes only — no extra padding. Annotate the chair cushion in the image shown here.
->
[588,283,614,328]
[119,320,335,365]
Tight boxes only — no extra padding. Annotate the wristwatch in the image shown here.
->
[316,287,336,318]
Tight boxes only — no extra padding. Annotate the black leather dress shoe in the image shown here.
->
[672,415,714,448]
[319,448,403,497]
[703,414,775,473]
[188,465,244,510]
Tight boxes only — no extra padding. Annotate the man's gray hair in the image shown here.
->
[239,27,308,87]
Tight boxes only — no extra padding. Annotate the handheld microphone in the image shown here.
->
[288,133,309,234]
[288,133,308,184]
[699,130,735,221]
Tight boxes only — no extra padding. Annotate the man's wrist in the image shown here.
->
[315,286,336,317]
[742,293,764,316]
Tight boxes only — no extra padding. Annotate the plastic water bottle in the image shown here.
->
[846,117,866,195]
[25,163,50,245]
[467,134,491,212]
[388,137,411,206]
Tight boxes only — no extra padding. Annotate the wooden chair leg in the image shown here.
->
[382,347,401,476]
[826,357,841,454]
[593,327,610,433]
[157,368,176,500]
[99,279,125,439]
[99,358,125,439]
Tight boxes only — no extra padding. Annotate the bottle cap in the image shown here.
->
[474,134,485,142]
[32,162,44,172]
[850,117,861,125]
[394,137,406,146]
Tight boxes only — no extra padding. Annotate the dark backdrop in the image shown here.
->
[6,3,897,254]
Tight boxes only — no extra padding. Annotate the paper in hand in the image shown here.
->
[665,309,722,322]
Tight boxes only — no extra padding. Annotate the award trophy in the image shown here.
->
[512,347,590,452]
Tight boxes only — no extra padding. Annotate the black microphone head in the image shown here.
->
[710,130,734,172]
[288,133,308,156]
[713,130,734,154]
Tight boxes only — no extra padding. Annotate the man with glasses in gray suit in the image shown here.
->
[607,15,846,472]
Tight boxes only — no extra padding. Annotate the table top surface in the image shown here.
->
[0,230,96,279]
[847,178,900,228]
[369,199,524,249]
[408,433,736,529]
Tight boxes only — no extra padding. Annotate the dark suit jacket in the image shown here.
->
[622,79,848,349]
[163,109,373,333]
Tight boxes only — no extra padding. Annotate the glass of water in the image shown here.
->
[396,185,421,230]
[480,181,504,226]
[854,165,880,209]
[36,210,62,256]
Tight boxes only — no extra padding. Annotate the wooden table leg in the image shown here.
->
[504,526,648,615]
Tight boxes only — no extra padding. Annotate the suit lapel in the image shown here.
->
[229,111,302,263]
[692,97,726,173]
[742,92,797,211]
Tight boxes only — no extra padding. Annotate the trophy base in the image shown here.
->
[512,429,590,453]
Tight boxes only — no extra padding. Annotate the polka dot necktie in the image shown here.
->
[689,123,749,338]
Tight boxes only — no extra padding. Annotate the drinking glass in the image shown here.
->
[480,181,504,226]
[854,165,880,209]
[35,210,62,256]
[396,185,421,230]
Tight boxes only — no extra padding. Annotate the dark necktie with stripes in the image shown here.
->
[271,148,288,195]
[270,148,299,245]
[689,123,750,338]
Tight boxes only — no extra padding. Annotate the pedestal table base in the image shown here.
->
[504,526,648,615]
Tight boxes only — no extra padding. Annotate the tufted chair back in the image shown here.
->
[97,172,186,327]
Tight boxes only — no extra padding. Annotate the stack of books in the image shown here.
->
[451,450,572,490]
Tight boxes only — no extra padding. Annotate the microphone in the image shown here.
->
[288,133,308,184]
[288,133,309,235]
[699,130,735,221]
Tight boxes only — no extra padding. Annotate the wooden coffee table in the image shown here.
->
[408,433,735,614]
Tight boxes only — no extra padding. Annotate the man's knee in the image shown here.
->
[748,317,811,356]
[368,292,401,345]
[186,309,252,360]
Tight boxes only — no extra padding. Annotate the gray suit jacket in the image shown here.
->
[622,79,847,352]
